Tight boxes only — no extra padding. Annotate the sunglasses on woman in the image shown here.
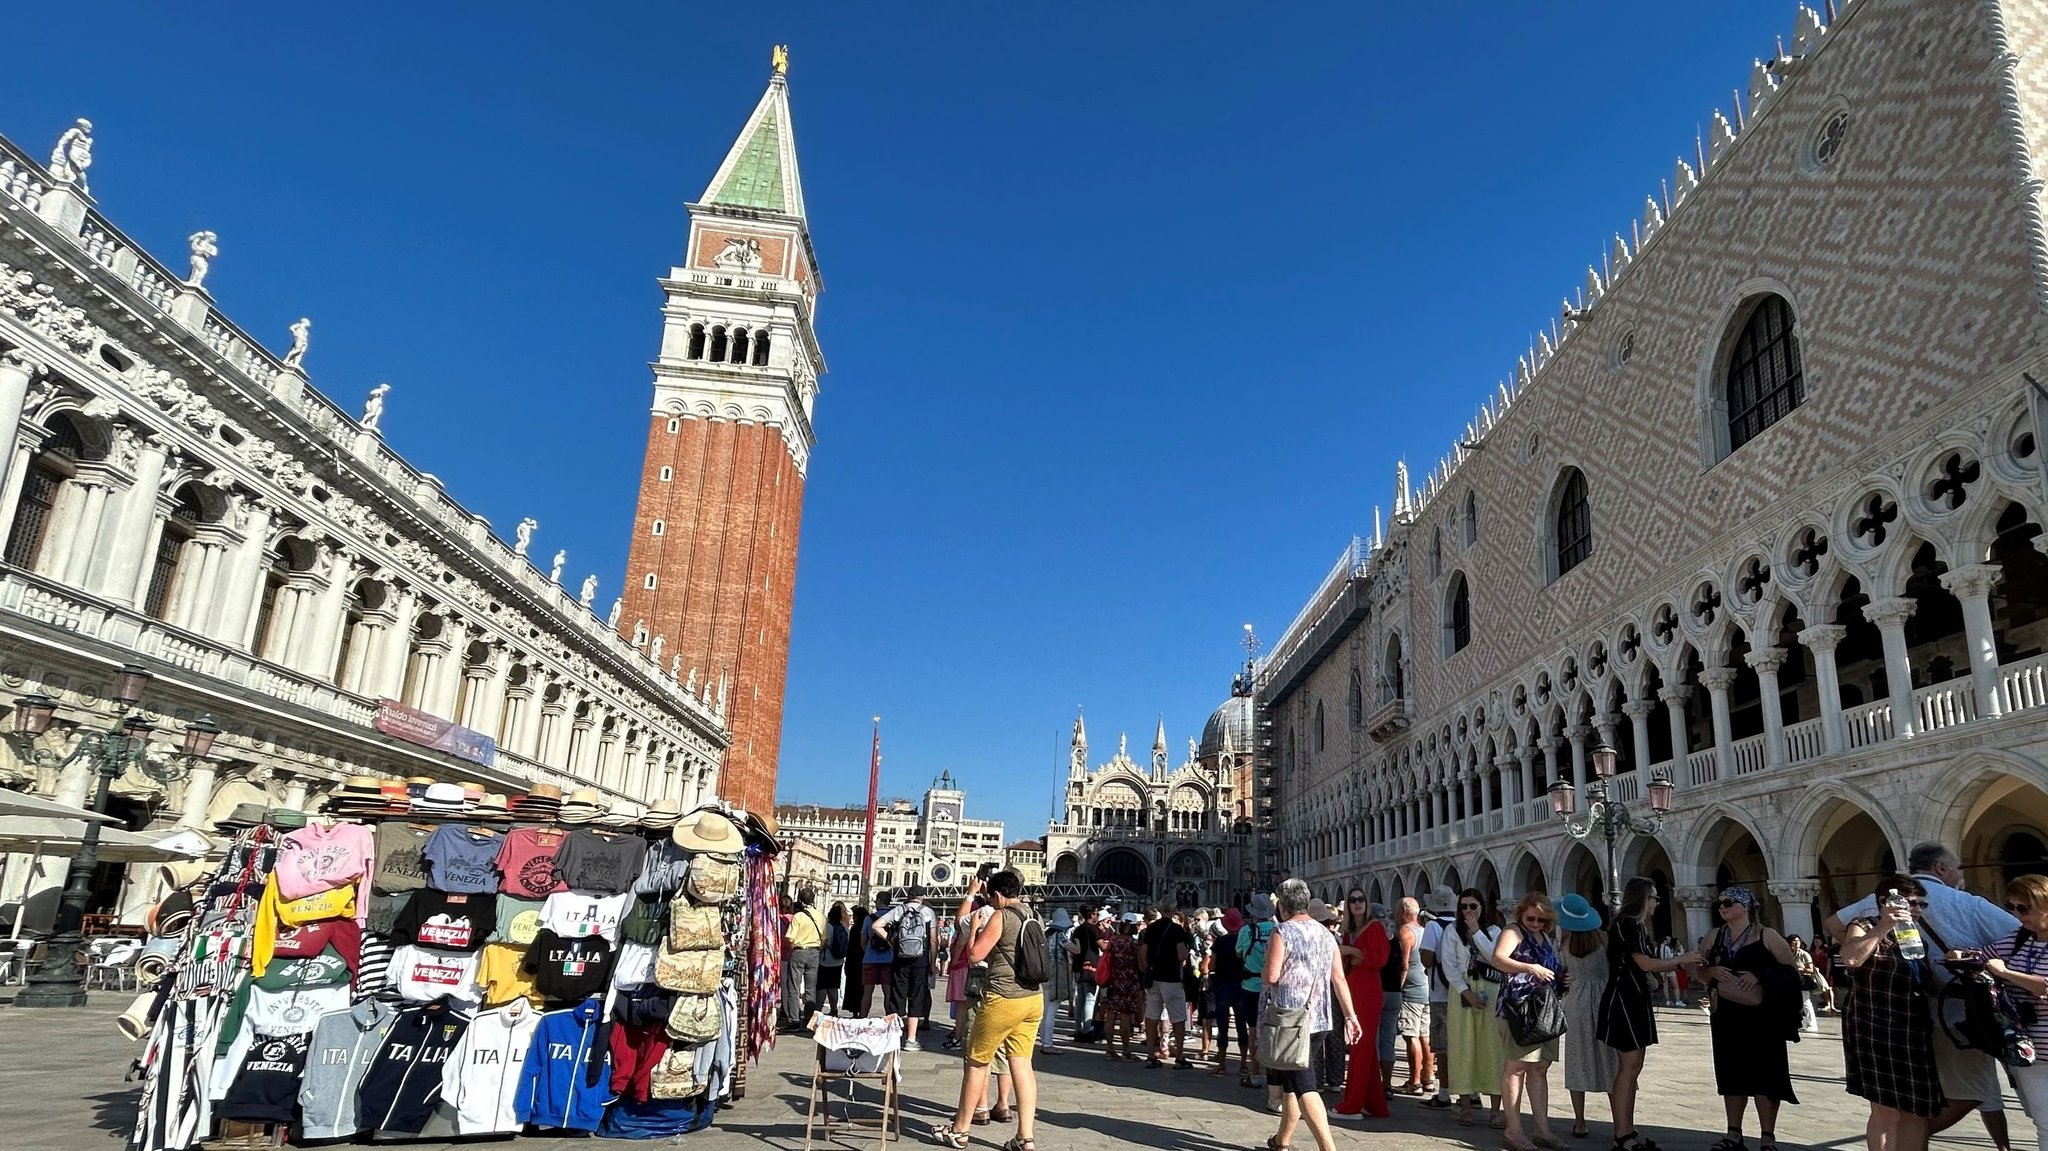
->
[1347,897,1366,904]
[2012,903,2032,914]
[1459,903,1481,911]
[1715,899,1746,909]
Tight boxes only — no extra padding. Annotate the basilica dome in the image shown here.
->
[1198,694,1253,758]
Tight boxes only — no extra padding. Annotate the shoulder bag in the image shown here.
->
[1257,1000,1312,1071]
[1711,929,1765,1007]
[684,854,741,904]
[650,1045,705,1097]
[655,942,724,994]
[666,897,723,951]
[665,990,723,1044]
[1502,980,1569,1045]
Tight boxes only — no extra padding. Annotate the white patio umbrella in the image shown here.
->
[0,790,121,822]
[0,818,212,940]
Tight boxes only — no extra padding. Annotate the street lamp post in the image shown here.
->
[1546,743,1675,912]
[6,663,221,1007]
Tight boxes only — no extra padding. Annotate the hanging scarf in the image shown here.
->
[745,847,780,1061]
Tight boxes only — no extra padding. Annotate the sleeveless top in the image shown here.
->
[1402,924,1430,1003]
[984,905,1037,1001]
[1271,918,1336,1032]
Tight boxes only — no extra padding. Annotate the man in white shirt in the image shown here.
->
[1417,887,1456,1106]
[1827,842,2017,1149]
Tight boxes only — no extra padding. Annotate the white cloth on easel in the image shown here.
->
[814,1012,903,1080]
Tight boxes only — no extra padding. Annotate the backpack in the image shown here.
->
[1238,922,1275,990]
[1937,954,2037,1068]
[827,921,849,961]
[1007,907,1049,989]
[891,903,930,959]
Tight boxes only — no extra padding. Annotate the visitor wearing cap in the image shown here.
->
[871,885,938,1050]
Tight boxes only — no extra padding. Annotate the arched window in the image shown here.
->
[251,549,294,661]
[686,323,706,360]
[643,572,658,589]
[1381,634,1405,703]
[752,330,771,366]
[1553,467,1592,579]
[143,486,207,621]
[1462,492,1478,548]
[1347,667,1363,728]
[650,520,665,537]
[709,326,729,362]
[1429,529,1442,580]
[731,328,750,364]
[3,416,86,571]
[1314,700,1326,752]
[1443,572,1472,657]
[1724,294,1805,451]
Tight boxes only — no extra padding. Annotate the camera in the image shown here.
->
[976,861,1000,881]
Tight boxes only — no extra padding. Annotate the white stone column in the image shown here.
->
[1460,770,1475,833]
[1675,886,1718,950]
[1863,597,1920,739]
[281,776,309,812]
[54,473,111,585]
[1940,564,2005,719]
[471,647,510,738]
[0,353,38,524]
[1745,647,1789,768]
[1623,700,1655,773]
[431,628,468,717]
[1698,666,1739,780]
[217,502,273,648]
[94,435,167,606]
[262,584,306,663]
[378,589,421,699]
[1566,725,1590,789]
[293,549,353,677]
[1769,880,1819,944]
[1658,685,1691,769]
[1798,624,1849,754]
[1515,749,1536,825]
[177,759,218,828]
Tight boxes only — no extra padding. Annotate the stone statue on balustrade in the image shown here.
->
[579,575,598,608]
[514,517,538,556]
[607,598,623,629]
[48,119,93,190]
[185,231,218,289]
[550,550,566,584]
[360,382,389,433]
[283,317,311,368]
[650,635,665,663]
[671,655,682,678]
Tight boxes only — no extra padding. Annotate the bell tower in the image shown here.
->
[619,46,826,814]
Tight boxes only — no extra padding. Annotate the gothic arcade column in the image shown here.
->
[1745,647,1789,769]
[1768,880,1820,944]
[1940,564,2005,719]
[1798,624,1849,754]
[1658,686,1690,769]
[1623,700,1654,774]
[1863,597,1920,739]
[1674,885,1718,950]
[1566,725,1589,789]
[1698,666,1739,781]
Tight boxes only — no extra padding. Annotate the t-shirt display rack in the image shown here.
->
[124,799,784,1150]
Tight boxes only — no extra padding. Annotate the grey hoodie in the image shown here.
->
[298,998,398,1140]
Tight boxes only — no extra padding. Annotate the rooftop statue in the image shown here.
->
[48,118,92,189]
[185,231,218,289]
[283,317,311,368]
[360,382,389,432]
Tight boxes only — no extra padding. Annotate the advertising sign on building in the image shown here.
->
[374,699,497,768]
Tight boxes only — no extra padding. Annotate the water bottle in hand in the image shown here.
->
[1887,889,1926,960]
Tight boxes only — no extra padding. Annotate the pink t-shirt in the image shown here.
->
[274,823,374,902]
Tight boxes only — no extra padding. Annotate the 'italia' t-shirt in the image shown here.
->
[424,825,503,894]
[523,929,617,1003]
[373,823,435,894]
[539,892,633,943]
[392,890,496,952]
[493,827,569,899]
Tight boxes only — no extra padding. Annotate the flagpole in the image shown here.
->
[861,715,881,906]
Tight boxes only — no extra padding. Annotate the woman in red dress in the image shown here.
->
[1335,889,1391,1119]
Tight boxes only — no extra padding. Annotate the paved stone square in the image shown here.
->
[0,998,2021,1151]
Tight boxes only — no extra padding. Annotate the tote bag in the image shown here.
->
[1257,1002,1312,1071]
[1503,982,1568,1046]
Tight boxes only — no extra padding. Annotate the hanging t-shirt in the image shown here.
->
[219,1031,312,1124]
[540,892,634,943]
[373,823,435,894]
[388,945,482,1004]
[274,823,374,901]
[492,895,544,946]
[357,1000,471,1135]
[356,933,398,1002]
[246,983,352,1035]
[633,838,691,895]
[477,942,546,1009]
[254,945,355,993]
[367,892,409,936]
[494,826,570,899]
[424,824,503,894]
[267,918,362,973]
[392,889,496,952]
[612,941,658,990]
[551,828,648,896]
[299,999,398,1141]
[441,1000,540,1134]
[524,929,618,1003]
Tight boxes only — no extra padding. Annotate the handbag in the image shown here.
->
[1715,972,1764,1006]
[1502,982,1569,1046]
[665,991,723,1044]
[684,855,741,904]
[666,899,723,951]
[1257,1001,1312,1071]
[965,962,990,1001]
[649,1046,705,1098]
[655,942,723,994]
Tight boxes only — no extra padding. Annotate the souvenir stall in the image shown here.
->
[123,776,784,1150]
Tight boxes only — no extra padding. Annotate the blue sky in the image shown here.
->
[9,2,1804,839]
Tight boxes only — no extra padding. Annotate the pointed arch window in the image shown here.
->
[1429,529,1443,580]
[1381,634,1406,703]
[1724,294,1805,452]
[1443,572,1472,657]
[1314,700,1326,752]
[1347,667,1364,728]
[1462,492,1478,549]
[1554,467,1592,578]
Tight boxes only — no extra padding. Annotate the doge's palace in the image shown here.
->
[1259,0,2048,948]
[0,119,728,927]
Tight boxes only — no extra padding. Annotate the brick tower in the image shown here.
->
[619,47,826,814]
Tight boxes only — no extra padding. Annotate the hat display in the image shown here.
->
[214,802,270,830]
[640,799,682,829]
[598,807,636,828]
[1556,893,1603,933]
[473,793,511,820]
[411,781,469,815]
[1424,886,1459,916]
[1308,899,1338,923]
[557,788,603,825]
[671,809,744,854]
[509,785,562,820]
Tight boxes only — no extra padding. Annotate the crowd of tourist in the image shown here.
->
[764,839,2048,1151]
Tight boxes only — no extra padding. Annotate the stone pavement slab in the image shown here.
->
[0,998,2022,1151]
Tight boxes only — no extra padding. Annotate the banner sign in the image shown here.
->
[374,699,497,768]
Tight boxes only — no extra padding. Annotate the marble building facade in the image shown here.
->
[1260,0,2048,947]
[0,119,728,925]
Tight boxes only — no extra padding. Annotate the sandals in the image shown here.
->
[1459,1100,1476,1127]
[990,1106,1015,1124]
[1266,1137,1291,1151]
[972,1109,991,1126]
[1614,1133,1663,1151]
[1506,1137,1540,1151]
[1002,1140,1036,1151]
[1534,1136,1567,1150]
[928,1129,972,1148]
[1571,1123,1590,1139]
